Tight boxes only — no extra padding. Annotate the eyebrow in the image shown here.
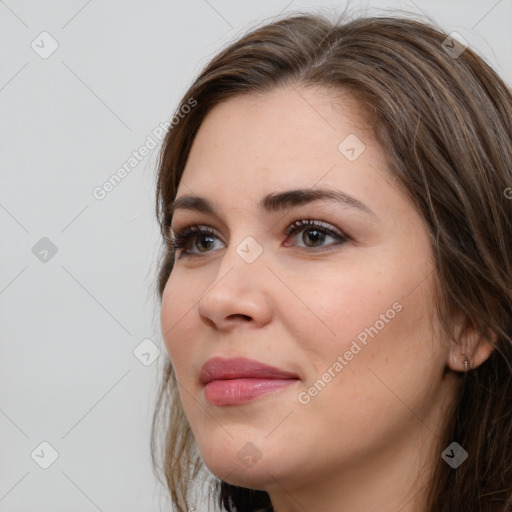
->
[167,188,376,220]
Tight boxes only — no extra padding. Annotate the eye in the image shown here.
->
[284,218,348,250]
[170,218,349,258]
[170,225,221,257]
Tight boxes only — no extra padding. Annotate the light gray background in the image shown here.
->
[1,1,510,511]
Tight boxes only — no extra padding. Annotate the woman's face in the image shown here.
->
[160,86,458,505]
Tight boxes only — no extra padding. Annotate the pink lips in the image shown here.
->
[199,356,300,406]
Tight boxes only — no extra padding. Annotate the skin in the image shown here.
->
[160,85,495,512]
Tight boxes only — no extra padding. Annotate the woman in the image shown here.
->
[151,10,512,512]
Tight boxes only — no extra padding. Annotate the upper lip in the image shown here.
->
[199,356,299,385]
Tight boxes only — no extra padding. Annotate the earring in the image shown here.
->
[461,353,470,372]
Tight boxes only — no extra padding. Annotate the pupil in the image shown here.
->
[305,229,324,246]
[198,236,214,251]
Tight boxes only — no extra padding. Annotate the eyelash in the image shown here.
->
[169,218,349,258]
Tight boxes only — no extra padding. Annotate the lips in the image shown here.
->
[199,356,300,406]
[199,356,299,384]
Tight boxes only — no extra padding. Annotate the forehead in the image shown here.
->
[174,86,422,229]
[180,86,377,187]
[170,87,430,249]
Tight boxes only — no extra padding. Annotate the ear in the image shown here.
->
[447,318,497,372]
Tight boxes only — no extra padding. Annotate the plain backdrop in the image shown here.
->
[1,1,511,511]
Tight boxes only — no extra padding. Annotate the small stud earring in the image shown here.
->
[461,353,470,372]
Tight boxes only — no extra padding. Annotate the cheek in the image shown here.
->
[284,263,385,349]
[160,274,199,377]
[289,255,433,372]
[294,277,438,437]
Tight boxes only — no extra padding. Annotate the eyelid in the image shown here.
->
[284,218,346,238]
[170,216,346,239]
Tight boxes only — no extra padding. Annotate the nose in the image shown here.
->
[197,241,274,331]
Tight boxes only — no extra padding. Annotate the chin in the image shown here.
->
[197,435,298,491]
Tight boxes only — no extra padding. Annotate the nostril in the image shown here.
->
[228,314,251,321]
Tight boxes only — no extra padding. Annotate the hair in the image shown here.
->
[150,8,512,512]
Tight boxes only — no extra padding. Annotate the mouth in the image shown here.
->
[203,377,299,406]
[199,356,300,406]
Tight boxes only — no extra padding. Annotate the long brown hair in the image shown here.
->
[150,9,512,512]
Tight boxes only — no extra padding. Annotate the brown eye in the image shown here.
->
[171,225,223,257]
[301,228,327,247]
[171,218,348,259]
[284,219,348,250]
[195,235,216,252]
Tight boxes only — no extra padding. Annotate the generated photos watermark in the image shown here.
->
[92,97,197,200]
[298,301,403,404]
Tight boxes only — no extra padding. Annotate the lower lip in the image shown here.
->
[204,378,299,406]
